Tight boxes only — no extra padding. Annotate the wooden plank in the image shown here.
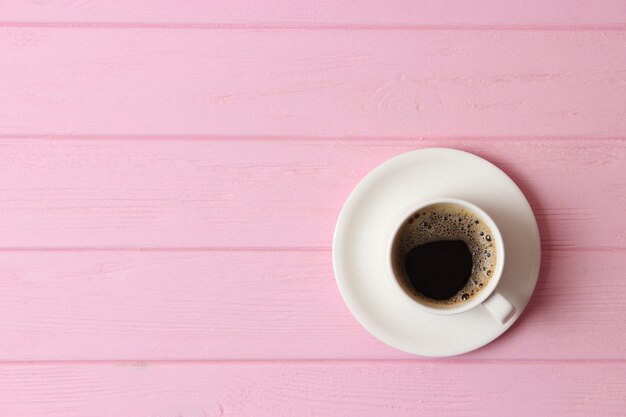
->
[0,139,624,249]
[1,29,626,137]
[2,1,626,26]
[1,362,624,417]
[0,249,623,360]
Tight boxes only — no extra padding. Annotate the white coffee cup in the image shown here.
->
[387,198,515,324]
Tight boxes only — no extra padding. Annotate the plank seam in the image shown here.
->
[0,246,331,252]
[1,22,626,31]
[0,359,623,365]
[1,135,626,142]
[0,247,619,252]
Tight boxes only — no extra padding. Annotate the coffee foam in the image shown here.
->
[392,203,497,306]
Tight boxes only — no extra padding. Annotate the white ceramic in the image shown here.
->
[386,198,514,323]
[332,148,541,357]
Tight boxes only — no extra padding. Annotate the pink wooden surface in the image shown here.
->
[1,29,626,137]
[0,249,624,361]
[2,363,625,417]
[0,139,624,249]
[3,0,626,27]
[1,2,626,416]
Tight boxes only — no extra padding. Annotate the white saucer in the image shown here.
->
[332,148,541,357]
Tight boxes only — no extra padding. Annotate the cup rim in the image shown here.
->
[386,197,505,316]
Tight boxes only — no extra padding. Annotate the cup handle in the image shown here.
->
[482,291,516,324]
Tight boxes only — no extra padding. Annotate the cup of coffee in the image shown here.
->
[388,198,515,323]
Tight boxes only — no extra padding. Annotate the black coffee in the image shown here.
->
[391,203,497,306]
[404,240,472,300]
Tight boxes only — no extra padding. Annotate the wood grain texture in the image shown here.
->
[2,28,626,137]
[0,249,623,360]
[1,362,625,417]
[3,0,626,27]
[0,139,624,249]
